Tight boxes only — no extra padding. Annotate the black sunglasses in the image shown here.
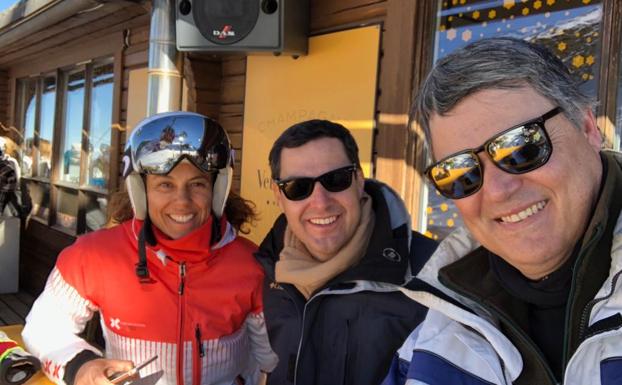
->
[426,107,562,200]
[275,165,358,201]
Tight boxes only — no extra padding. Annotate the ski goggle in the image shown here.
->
[426,107,561,199]
[275,165,357,201]
[126,113,230,176]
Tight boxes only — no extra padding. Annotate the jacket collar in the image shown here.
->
[255,179,414,286]
[582,151,622,324]
[124,215,236,264]
[417,151,622,359]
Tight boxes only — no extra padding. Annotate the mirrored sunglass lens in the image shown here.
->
[488,124,551,173]
[429,153,482,198]
[320,169,353,192]
[282,179,314,200]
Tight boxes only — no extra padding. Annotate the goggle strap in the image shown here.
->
[136,221,151,283]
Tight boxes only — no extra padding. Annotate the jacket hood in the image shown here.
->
[255,179,416,286]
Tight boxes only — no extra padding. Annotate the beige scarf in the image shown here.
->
[275,194,375,299]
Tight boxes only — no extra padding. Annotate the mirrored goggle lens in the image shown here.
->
[279,167,355,201]
[487,123,551,173]
[131,115,207,174]
[427,153,482,199]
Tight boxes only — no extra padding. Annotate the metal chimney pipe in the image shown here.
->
[147,0,182,116]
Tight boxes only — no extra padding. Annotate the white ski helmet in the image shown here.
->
[122,111,233,220]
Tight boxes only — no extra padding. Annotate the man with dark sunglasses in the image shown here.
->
[254,119,437,385]
[383,37,622,385]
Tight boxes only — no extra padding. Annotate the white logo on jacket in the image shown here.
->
[382,248,401,262]
[110,318,121,330]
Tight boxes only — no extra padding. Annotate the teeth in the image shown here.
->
[169,214,195,223]
[500,201,546,224]
[309,216,337,225]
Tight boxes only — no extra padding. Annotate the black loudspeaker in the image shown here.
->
[176,0,308,56]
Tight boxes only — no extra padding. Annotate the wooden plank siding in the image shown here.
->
[376,0,436,226]
[307,0,429,225]
[183,0,424,220]
[0,3,150,297]
[20,220,75,296]
[0,291,35,326]
[184,53,246,194]
[1,0,430,298]
[0,70,8,129]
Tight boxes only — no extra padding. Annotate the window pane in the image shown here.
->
[85,193,108,232]
[87,63,114,189]
[425,0,603,240]
[27,181,50,221]
[616,46,622,150]
[38,76,56,179]
[60,71,85,184]
[20,79,36,178]
[55,187,78,231]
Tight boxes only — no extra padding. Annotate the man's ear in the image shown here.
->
[582,109,603,151]
[271,181,285,212]
[356,168,365,194]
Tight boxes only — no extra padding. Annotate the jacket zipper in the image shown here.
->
[293,299,309,385]
[440,276,557,384]
[293,290,332,385]
[177,262,186,385]
[263,270,304,385]
[194,324,204,385]
[562,224,603,368]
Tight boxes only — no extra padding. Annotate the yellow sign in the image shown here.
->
[241,26,381,244]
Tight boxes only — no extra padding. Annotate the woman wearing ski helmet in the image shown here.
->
[23,112,277,385]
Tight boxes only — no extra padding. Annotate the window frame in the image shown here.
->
[415,0,622,238]
[15,56,118,235]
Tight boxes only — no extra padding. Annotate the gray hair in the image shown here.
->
[413,37,595,157]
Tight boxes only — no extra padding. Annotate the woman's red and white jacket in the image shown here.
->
[22,217,278,385]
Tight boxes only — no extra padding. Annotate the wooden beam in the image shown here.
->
[374,0,418,222]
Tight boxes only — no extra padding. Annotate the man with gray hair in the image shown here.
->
[383,37,622,385]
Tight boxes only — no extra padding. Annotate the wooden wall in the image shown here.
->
[0,70,7,127]
[19,221,75,295]
[185,0,427,209]
[308,0,431,224]
[4,0,431,295]
[184,54,245,193]
[218,56,246,194]
[185,0,427,220]
[2,5,151,296]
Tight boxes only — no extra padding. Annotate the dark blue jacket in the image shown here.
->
[255,180,436,385]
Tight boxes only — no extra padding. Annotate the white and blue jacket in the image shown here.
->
[384,151,622,385]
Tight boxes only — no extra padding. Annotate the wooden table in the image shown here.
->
[1,324,54,385]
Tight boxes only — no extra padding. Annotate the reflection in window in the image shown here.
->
[20,80,36,178]
[15,58,114,235]
[61,71,85,184]
[55,188,78,231]
[87,63,113,189]
[424,0,603,240]
[85,193,108,231]
[27,181,50,221]
[38,77,56,179]
[616,41,622,150]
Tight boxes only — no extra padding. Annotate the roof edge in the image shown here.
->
[0,0,104,50]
